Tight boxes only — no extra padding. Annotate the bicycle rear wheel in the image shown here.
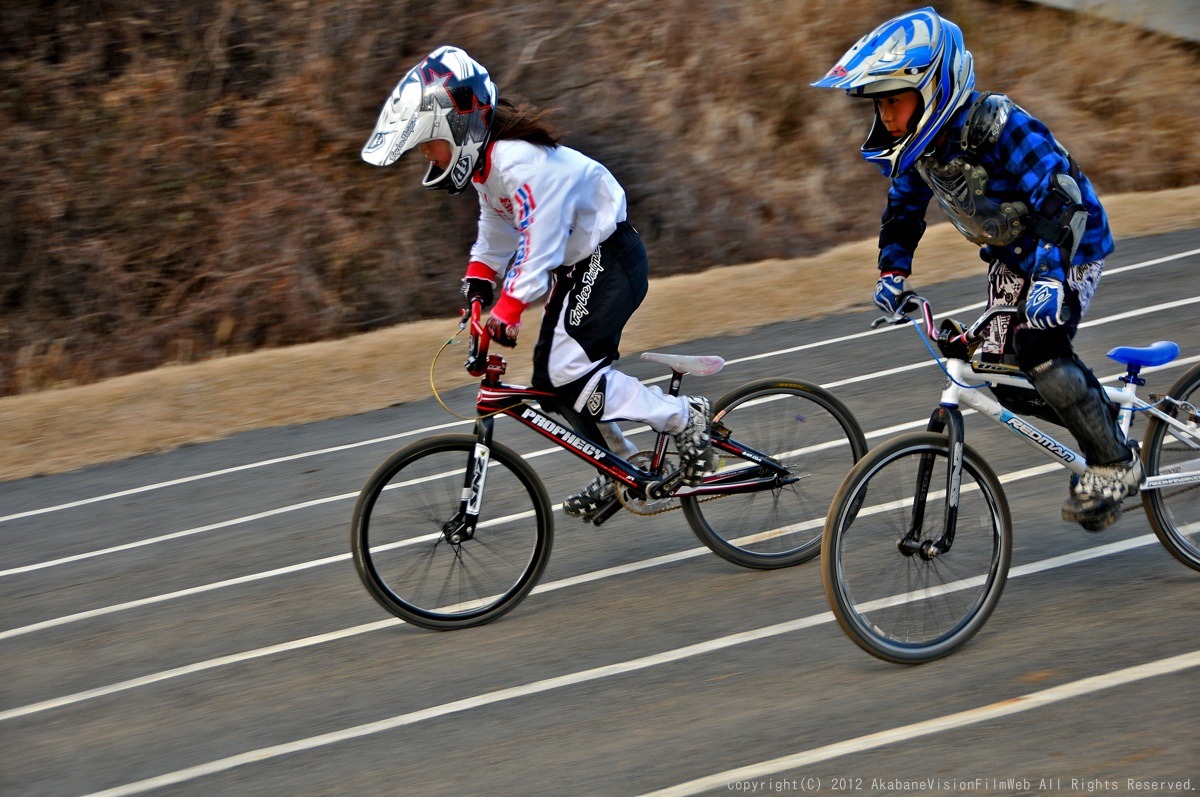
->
[681,378,867,569]
[822,432,1012,664]
[1141,362,1200,572]
[351,434,553,630]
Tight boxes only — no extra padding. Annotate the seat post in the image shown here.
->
[1120,364,1146,388]
[666,370,685,398]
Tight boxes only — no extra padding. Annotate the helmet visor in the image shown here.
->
[361,72,440,166]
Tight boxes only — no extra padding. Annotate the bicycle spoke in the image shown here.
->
[351,436,553,629]
[682,380,866,569]
[823,433,1011,663]
[1142,363,1200,571]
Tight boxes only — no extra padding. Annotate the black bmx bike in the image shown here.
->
[351,300,867,629]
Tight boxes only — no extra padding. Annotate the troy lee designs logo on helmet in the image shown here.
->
[384,116,418,163]
[364,132,386,153]
[451,154,472,184]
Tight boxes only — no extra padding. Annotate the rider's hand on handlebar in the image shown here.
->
[873,271,909,315]
[485,315,520,348]
[1025,277,1071,330]
[462,277,495,309]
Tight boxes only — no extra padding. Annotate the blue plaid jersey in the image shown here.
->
[878,91,1114,282]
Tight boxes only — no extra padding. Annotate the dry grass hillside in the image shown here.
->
[2,184,1197,483]
[3,0,1199,398]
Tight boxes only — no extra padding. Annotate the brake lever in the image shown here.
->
[871,291,921,329]
[871,312,912,330]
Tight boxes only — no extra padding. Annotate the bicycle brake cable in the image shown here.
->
[429,322,507,421]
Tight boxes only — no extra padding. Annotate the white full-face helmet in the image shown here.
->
[361,46,497,194]
[812,7,974,177]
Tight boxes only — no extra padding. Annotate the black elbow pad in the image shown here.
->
[1031,173,1088,260]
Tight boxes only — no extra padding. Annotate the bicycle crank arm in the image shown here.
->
[589,496,624,526]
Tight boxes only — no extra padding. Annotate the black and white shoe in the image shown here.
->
[563,473,616,520]
[1062,455,1143,531]
[673,396,713,487]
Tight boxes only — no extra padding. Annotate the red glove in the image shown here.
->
[485,315,520,347]
[487,291,527,348]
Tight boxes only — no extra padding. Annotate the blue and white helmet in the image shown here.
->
[361,46,497,194]
[812,7,974,177]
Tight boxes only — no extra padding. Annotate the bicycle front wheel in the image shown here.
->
[822,432,1012,664]
[1141,362,1200,571]
[681,378,867,569]
[351,434,554,630]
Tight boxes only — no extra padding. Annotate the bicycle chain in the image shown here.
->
[615,485,726,516]
[614,451,725,516]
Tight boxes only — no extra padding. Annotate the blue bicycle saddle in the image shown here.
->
[1107,340,1180,368]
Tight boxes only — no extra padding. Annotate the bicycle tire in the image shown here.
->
[821,431,1012,664]
[1141,362,1200,572]
[681,378,868,569]
[351,434,554,630]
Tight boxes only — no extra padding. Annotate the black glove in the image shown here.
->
[462,277,494,309]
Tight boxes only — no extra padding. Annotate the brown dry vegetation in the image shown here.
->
[2,0,1199,398]
[1,185,1197,483]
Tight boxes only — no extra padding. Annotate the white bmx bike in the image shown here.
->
[821,294,1200,663]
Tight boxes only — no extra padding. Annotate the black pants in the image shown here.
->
[532,221,648,407]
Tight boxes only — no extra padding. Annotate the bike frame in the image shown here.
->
[936,341,1200,487]
[450,303,795,533]
[899,298,1200,554]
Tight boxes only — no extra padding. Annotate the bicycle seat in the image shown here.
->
[641,352,726,376]
[1107,340,1180,368]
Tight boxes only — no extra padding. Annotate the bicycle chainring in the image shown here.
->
[617,451,679,515]
[615,451,726,516]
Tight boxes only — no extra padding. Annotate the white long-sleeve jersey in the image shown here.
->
[469,139,627,315]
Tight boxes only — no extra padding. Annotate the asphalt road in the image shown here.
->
[3,228,1199,797]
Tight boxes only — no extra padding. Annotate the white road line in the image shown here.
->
[4,340,1196,583]
[7,247,1196,525]
[0,619,399,722]
[0,463,1151,719]
[4,291,1195,578]
[0,552,350,642]
[0,491,359,578]
[0,419,469,524]
[639,648,1200,797]
[77,531,1172,797]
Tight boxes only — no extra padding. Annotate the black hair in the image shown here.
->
[490,98,563,147]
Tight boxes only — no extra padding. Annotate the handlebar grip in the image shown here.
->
[898,290,922,314]
[465,299,491,376]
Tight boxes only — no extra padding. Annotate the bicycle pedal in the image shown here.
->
[590,496,623,526]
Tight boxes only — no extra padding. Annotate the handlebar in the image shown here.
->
[871,291,1023,351]
[463,299,492,377]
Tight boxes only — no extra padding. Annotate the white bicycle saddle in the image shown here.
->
[640,352,726,376]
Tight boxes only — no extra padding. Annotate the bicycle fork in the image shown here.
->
[444,416,497,544]
[900,406,966,560]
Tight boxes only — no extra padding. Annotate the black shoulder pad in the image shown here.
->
[960,92,1014,156]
